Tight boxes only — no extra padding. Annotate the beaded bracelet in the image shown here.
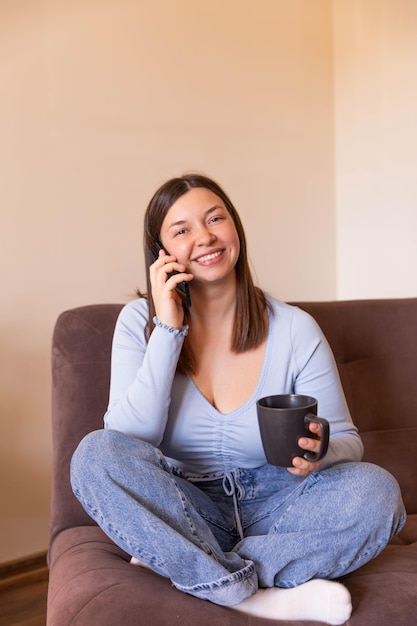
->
[153,316,189,337]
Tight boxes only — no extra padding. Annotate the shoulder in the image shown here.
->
[118,296,149,320]
[267,295,314,323]
[266,296,322,336]
[115,297,149,337]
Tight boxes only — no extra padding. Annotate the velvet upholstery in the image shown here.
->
[47,299,417,625]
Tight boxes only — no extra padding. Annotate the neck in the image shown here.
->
[189,274,237,324]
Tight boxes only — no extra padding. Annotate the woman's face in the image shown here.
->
[159,187,240,287]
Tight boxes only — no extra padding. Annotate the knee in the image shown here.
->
[70,430,133,499]
[70,429,164,489]
[349,462,406,533]
[71,429,109,471]
[70,429,109,492]
[360,463,403,504]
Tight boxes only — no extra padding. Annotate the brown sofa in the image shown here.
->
[47,298,417,626]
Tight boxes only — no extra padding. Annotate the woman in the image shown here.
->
[71,173,405,624]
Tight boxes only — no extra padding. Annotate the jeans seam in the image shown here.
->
[72,487,168,570]
[171,476,223,561]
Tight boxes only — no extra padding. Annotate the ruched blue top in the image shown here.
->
[104,296,363,476]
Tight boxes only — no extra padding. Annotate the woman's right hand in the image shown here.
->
[150,249,193,329]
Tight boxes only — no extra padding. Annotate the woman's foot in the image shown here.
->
[130,556,152,571]
[233,579,352,625]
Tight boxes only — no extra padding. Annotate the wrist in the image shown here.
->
[152,316,189,337]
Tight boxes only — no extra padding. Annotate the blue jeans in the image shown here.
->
[70,429,406,607]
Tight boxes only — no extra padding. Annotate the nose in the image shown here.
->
[195,224,216,246]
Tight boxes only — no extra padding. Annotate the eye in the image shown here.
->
[174,228,188,237]
[208,215,225,224]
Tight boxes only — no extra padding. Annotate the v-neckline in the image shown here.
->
[188,308,274,417]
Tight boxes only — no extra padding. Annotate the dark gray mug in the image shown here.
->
[256,394,330,467]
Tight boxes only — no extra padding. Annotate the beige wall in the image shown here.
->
[2,0,416,563]
[0,0,335,562]
[334,0,417,298]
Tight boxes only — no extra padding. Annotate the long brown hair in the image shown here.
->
[139,173,269,375]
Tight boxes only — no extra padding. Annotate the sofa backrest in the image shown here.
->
[297,299,417,515]
[49,298,417,545]
[50,304,123,543]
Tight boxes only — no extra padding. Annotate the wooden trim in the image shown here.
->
[0,551,48,591]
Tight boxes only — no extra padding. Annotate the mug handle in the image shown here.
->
[303,415,330,462]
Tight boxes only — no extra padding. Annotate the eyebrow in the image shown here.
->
[166,205,224,231]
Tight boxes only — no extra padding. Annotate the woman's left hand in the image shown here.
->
[287,421,324,477]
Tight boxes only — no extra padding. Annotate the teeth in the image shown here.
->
[196,250,222,263]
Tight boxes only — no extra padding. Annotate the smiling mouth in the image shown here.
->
[194,250,224,263]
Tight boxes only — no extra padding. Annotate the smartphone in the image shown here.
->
[156,241,192,307]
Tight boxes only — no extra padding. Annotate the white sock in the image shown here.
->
[130,556,152,571]
[233,579,352,625]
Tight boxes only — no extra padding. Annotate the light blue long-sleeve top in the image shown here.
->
[104,296,363,476]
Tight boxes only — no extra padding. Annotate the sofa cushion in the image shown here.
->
[47,518,417,626]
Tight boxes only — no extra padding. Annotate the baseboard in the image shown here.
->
[0,551,48,591]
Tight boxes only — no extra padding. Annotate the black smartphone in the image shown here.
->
[156,241,192,307]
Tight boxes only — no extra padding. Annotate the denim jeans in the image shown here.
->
[70,429,406,607]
